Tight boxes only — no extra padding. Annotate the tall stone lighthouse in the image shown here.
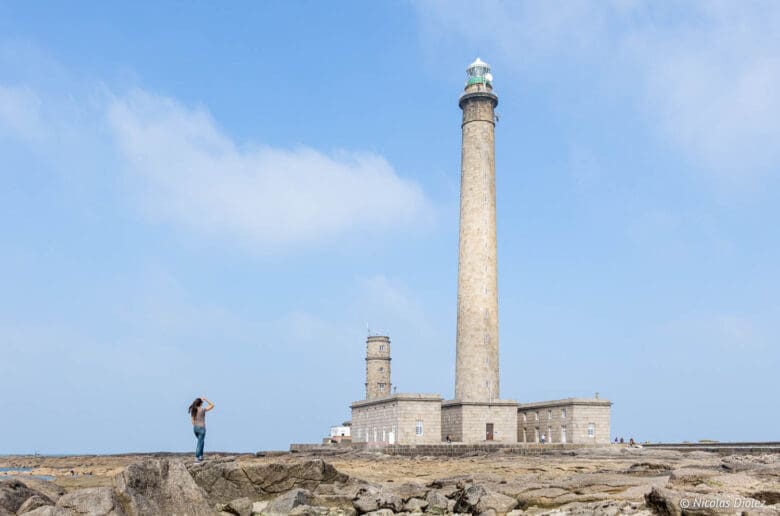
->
[442,58,517,443]
[455,57,500,402]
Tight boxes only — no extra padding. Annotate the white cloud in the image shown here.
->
[107,90,433,250]
[659,309,776,352]
[0,84,43,141]
[415,1,780,184]
[356,274,434,336]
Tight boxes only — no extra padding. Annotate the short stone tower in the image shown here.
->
[365,335,391,399]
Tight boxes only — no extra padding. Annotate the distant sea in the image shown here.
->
[0,467,54,480]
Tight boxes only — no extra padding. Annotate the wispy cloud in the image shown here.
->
[0,84,43,141]
[415,1,780,185]
[107,90,433,251]
[658,309,776,352]
[0,66,433,252]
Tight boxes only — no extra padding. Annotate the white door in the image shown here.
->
[388,431,395,445]
[561,426,567,444]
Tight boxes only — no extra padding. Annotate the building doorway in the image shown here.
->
[561,425,567,444]
[486,423,494,441]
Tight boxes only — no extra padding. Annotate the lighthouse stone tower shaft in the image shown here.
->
[441,58,516,444]
[455,58,500,402]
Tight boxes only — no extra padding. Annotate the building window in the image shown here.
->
[522,412,527,422]
[561,426,567,444]
[379,383,386,390]
[548,410,552,420]
[561,408,566,419]
[373,428,377,442]
[588,423,595,438]
[379,345,385,351]
[534,427,539,442]
[548,426,552,442]
[415,420,424,436]
[379,367,384,372]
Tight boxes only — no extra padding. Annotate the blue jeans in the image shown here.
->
[193,425,206,460]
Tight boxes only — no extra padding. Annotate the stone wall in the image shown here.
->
[374,443,595,456]
[571,403,611,445]
[351,394,442,445]
[517,398,612,444]
[442,401,518,443]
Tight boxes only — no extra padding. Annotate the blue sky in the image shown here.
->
[1,1,778,454]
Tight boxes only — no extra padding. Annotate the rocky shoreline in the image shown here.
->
[1,446,778,515]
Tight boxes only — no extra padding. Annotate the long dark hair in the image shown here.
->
[188,398,203,419]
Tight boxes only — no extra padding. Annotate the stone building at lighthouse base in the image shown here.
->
[349,335,612,447]
[441,400,519,444]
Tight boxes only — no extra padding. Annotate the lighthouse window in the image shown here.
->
[379,383,386,390]
[379,345,385,351]
[379,367,384,372]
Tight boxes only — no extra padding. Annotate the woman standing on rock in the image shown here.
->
[188,396,214,462]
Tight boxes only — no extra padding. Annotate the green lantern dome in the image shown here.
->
[466,57,493,86]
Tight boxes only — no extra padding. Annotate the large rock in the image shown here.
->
[313,480,366,508]
[475,490,518,514]
[554,500,646,515]
[425,490,452,514]
[17,508,57,516]
[17,495,52,514]
[352,487,379,513]
[667,469,719,489]
[265,488,313,514]
[403,497,428,512]
[453,484,486,513]
[375,489,403,513]
[351,485,405,514]
[644,486,773,516]
[190,459,349,504]
[220,496,252,516]
[114,459,212,516]
[17,479,65,503]
[56,487,126,516]
[386,482,428,502]
[0,479,47,515]
[362,510,393,516]
[288,505,356,516]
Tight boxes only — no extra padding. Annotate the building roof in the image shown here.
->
[517,397,612,409]
[350,393,442,408]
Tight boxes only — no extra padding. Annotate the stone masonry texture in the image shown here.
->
[456,82,500,402]
[517,398,612,445]
[365,335,391,400]
[442,401,518,443]
[351,394,443,445]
